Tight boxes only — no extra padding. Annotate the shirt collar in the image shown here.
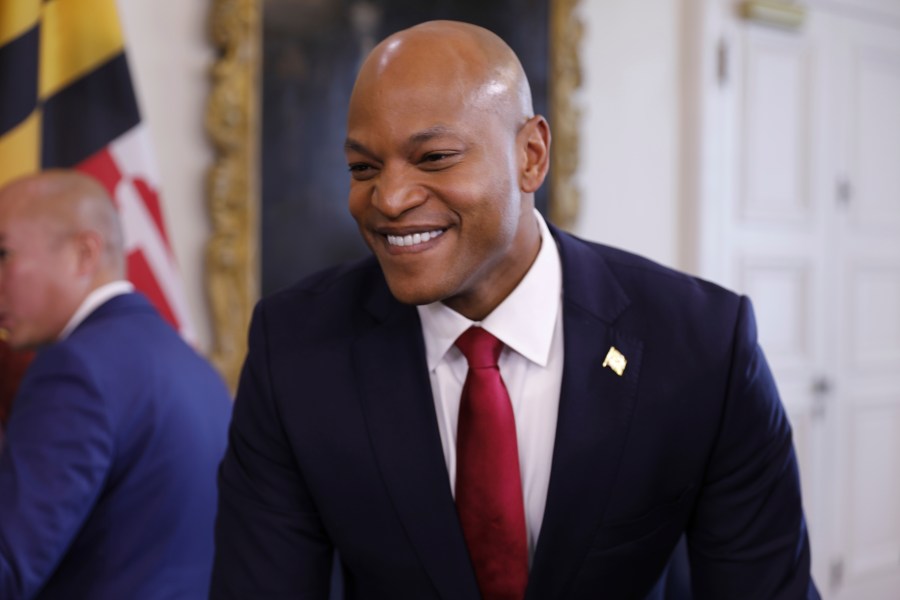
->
[417,209,562,369]
[58,280,135,340]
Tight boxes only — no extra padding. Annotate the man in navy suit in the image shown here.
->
[212,20,819,598]
[0,170,232,599]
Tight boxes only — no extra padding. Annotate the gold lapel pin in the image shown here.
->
[602,346,627,376]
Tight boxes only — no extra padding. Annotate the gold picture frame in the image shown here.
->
[205,0,583,390]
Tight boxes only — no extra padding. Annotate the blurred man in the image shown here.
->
[0,170,232,599]
[212,21,818,599]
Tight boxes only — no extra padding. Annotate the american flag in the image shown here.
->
[0,0,194,339]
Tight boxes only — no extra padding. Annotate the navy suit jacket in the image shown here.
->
[212,227,818,599]
[0,293,232,599]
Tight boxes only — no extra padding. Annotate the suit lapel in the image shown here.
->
[527,229,644,598]
[352,281,479,600]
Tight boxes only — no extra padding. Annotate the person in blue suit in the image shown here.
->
[0,170,232,599]
[211,20,819,599]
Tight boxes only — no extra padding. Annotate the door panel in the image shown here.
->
[831,13,900,598]
[713,3,900,596]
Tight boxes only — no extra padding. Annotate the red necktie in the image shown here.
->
[455,327,528,600]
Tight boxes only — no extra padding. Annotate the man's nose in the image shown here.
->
[371,166,427,218]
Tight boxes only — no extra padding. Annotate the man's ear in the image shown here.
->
[73,230,104,276]
[519,115,551,194]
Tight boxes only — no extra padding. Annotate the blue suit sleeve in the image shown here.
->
[210,303,334,599]
[0,347,114,600]
[687,296,819,599]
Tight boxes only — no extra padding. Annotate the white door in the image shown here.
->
[697,1,900,596]
[825,10,900,598]
[717,9,832,587]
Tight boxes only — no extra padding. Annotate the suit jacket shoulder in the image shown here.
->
[554,227,740,316]
[543,227,816,599]
[0,292,231,600]
[253,256,407,362]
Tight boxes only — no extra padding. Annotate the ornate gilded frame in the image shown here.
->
[205,0,583,389]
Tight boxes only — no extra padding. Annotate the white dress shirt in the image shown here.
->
[58,281,135,341]
[417,210,564,559]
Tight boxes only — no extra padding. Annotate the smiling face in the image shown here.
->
[345,21,550,321]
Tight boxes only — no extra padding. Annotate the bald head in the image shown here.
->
[352,20,535,130]
[0,170,125,349]
[0,170,125,276]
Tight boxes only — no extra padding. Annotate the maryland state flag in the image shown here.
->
[0,0,194,339]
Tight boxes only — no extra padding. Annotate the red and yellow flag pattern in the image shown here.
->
[0,0,194,339]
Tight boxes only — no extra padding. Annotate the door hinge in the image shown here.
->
[811,377,830,420]
[837,176,853,205]
[716,37,729,87]
[829,558,844,590]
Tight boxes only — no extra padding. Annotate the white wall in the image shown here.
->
[572,0,682,270]
[120,0,685,355]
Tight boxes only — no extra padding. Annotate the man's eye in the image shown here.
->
[420,152,461,170]
[0,248,9,262]
[348,163,376,179]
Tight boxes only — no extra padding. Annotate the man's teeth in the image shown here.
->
[387,229,444,247]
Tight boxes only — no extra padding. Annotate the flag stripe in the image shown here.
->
[127,250,179,328]
[116,169,193,335]
[77,143,122,193]
[39,0,124,99]
[0,110,41,188]
[77,130,196,340]
[0,0,40,47]
[0,26,39,135]
[41,53,140,168]
[0,0,195,339]
[133,178,172,249]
